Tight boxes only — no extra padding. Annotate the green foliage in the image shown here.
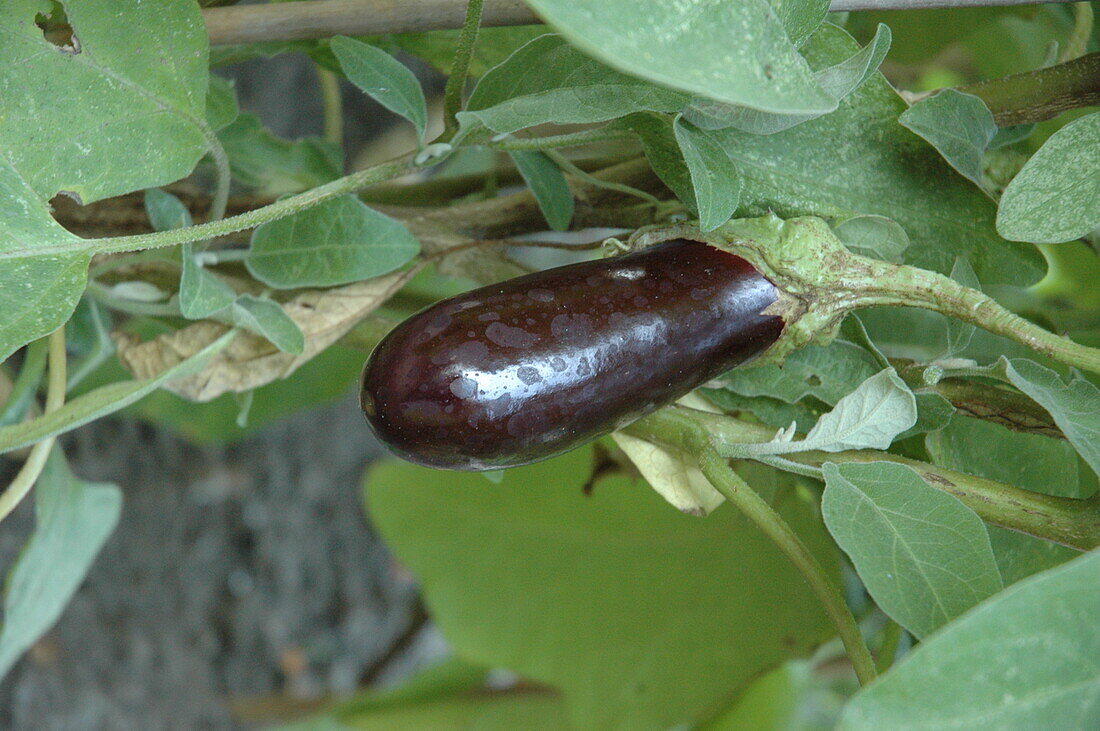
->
[997,111,1100,243]
[822,461,1003,639]
[332,36,429,142]
[898,89,998,188]
[840,551,1100,729]
[508,151,574,231]
[247,196,421,288]
[3,2,1100,725]
[366,445,838,728]
[526,0,834,114]
[0,450,121,679]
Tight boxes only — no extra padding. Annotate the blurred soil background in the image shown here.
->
[0,51,447,729]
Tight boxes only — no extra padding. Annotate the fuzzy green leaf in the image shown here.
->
[247,195,420,288]
[840,551,1100,729]
[822,461,1003,639]
[899,89,997,189]
[0,449,122,679]
[997,111,1100,243]
[331,36,428,142]
[524,0,834,115]
[366,445,838,728]
[673,116,741,232]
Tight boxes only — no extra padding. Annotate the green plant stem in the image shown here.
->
[487,128,636,152]
[852,262,1100,377]
[876,620,904,673]
[0,328,67,524]
[626,413,877,685]
[442,0,485,137]
[2,155,417,261]
[961,52,1100,126]
[544,149,662,205]
[201,124,232,224]
[0,340,48,428]
[317,65,345,148]
[657,406,1100,550]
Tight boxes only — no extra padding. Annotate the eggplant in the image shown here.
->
[360,239,783,470]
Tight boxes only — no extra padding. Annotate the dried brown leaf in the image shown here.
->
[116,270,416,402]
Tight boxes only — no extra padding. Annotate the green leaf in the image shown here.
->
[898,89,997,189]
[839,550,1100,729]
[768,0,831,45]
[832,215,910,264]
[0,330,235,455]
[382,25,548,77]
[822,461,1003,639]
[508,151,574,231]
[997,111,1100,243]
[331,36,428,142]
[205,74,240,132]
[1004,358,1100,479]
[217,114,343,196]
[684,23,891,135]
[524,0,834,115]
[945,258,980,356]
[0,160,89,363]
[179,245,237,320]
[730,369,917,456]
[708,23,1044,286]
[0,0,209,205]
[673,117,741,232]
[720,339,883,405]
[618,113,699,213]
[926,416,1086,582]
[231,296,305,355]
[247,195,420,288]
[785,368,916,452]
[0,449,121,679]
[366,445,838,729]
[460,35,686,135]
[143,189,192,232]
[142,189,236,320]
[1,0,211,361]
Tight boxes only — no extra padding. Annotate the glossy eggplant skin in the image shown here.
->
[360,240,783,470]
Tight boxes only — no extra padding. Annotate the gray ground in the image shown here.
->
[0,52,446,729]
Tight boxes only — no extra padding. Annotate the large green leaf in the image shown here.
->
[0,0,209,204]
[707,24,1043,286]
[0,449,122,679]
[524,0,834,114]
[366,446,838,729]
[822,461,1003,639]
[0,0,212,361]
[839,550,1100,729]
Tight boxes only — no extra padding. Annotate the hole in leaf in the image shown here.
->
[35,1,80,54]
[805,374,822,387]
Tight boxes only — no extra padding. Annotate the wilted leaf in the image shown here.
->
[116,270,416,401]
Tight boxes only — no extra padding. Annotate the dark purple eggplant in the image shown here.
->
[360,239,784,470]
